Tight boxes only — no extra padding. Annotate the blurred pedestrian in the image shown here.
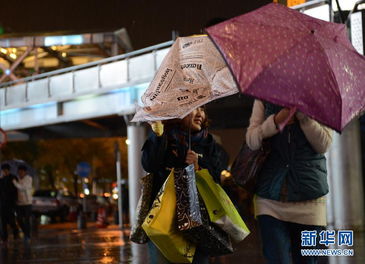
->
[0,163,19,246]
[141,106,229,264]
[12,164,33,242]
[246,100,333,264]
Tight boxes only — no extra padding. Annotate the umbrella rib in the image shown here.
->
[239,33,340,117]
[210,65,226,81]
[242,6,312,35]
[284,6,312,32]
[245,19,307,35]
[244,33,314,88]
[250,34,342,131]
[162,70,177,92]
[239,4,329,41]
[311,35,342,129]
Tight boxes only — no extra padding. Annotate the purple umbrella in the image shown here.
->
[206,3,365,132]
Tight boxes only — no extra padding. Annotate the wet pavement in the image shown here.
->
[0,220,363,264]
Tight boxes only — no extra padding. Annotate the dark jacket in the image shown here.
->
[142,128,228,202]
[256,103,329,202]
[0,173,18,208]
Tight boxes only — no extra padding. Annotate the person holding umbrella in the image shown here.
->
[131,33,237,263]
[0,163,19,246]
[141,106,229,264]
[246,100,333,264]
[205,3,365,263]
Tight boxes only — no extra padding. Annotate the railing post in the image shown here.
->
[47,77,51,98]
[25,82,29,102]
[97,64,102,89]
[126,58,130,82]
[71,71,76,93]
[4,86,7,106]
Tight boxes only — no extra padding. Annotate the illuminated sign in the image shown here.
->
[44,35,83,46]
[273,0,306,7]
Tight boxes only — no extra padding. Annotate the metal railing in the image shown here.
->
[0,40,173,89]
[292,0,329,11]
[0,40,173,110]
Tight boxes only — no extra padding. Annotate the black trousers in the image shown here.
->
[0,205,19,241]
[16,205,32,239]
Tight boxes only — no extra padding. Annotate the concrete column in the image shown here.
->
[115,142,123,228]
[327,119,365,230]
[126,123,146,226]
[327,120,364,264]
[126,122,148,264]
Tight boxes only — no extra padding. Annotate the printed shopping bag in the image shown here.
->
[175,164,233,256]
[142,169,196,263]
[196,169,250,243]
[174,164,203,231]
[130,173,153,244]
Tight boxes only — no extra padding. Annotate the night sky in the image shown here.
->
[0,0,271,50]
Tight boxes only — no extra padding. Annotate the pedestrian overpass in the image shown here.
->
[0,41,172,132]
[0,39,250,142]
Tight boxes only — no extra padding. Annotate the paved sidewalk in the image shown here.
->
[0,220,363,264]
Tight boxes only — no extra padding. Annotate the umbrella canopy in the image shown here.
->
[132,35,238,122]
[206,3,365,132]
[1,159,35,177]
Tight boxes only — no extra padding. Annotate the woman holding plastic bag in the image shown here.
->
[141,106,229,264]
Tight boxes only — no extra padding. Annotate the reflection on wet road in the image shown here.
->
[0,223,136,264]
[0,221,363,264]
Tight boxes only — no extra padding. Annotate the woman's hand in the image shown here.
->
[185,150,199,169]
[149,121,164,136]
[274,108,295,128]
[296,111,309,122]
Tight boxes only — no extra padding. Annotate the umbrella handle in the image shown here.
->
[188,120,191,150]
[278,107,297,132]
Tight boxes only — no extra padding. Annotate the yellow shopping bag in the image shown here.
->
[142,169,196,263]
[196,169,250,243]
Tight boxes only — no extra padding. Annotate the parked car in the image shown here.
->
[79,195,100,215]
[32,189,77,221]
[78,195,112,220]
